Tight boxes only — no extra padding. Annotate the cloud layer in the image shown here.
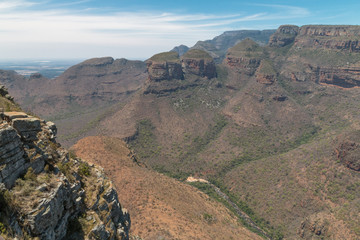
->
[0,0,311,59]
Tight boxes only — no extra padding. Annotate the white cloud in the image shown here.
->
[0,0,310,59]
[0,0,40,10]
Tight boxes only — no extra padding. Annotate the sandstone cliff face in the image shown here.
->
[181,49,217,79]
[225,38,264,75]
[225,57,261,75]
[146,50,216,81]
[0,110,130,239]
[146,61,183,81]
[271,25,360,88]
[295,25,360,52]
[146,52,183,81]
[270,25,360,51]
[269,25,299,47]
[255,60,277,85]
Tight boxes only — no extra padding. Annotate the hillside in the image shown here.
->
[97,25,360,239]
[0,86,130,239]
[189,29,276,62]
[72,136,263,240]
[0,58,147,147]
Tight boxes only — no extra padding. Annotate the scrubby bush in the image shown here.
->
[78,162,91,177]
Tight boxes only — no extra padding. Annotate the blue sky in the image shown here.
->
[0,0,359,60]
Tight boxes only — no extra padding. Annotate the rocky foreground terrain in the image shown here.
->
[0,86,129,239]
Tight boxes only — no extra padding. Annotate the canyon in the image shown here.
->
[0,24,360,239]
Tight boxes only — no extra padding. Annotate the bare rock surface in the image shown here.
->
[0,111,130,239]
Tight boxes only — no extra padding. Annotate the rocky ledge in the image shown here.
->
[146,52,183,81]
[0,111,130,239]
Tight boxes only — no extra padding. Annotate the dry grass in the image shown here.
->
[72,136,263,240]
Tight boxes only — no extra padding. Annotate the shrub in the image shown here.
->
[24,167,37,182]
[78,162,91,177]
[0,222,6,234]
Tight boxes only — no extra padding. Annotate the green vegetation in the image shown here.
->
[0,221,6,234]
[58,103,118,142]
[189,181,284,239]
[290,48,360,67]
[0,97,21,112]
[58,162,76,183]
[257,60,276,75]
[182,49,213,60]
[228,38,264,58]
[149,51,180,62]
[78,162,91,177]
[202,213,216,223]
[181,115,227,163]
[129,119,161,159]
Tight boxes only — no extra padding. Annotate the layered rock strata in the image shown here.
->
[270,25,360,88]
[268,25,299,47]
[0,111,130,239]
[225,39,264,75]
[147,50,217,82]
[181,49,217,79]
[146,52,183,81]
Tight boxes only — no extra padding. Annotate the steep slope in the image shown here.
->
[0,87,130,240]
[0,57,147,147]
[72,136,262,240]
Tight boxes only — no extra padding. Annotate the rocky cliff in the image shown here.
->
[181,49,217,79]
[146,52,183,81]
[268,25,299,47]
[272,25,360,88]
[255,60,277,85]
[145,50,217,95]
[0,99,130,239]
[295,25,360,52]
[225,38,264,75]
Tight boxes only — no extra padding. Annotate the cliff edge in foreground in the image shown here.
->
[0,85,129,240]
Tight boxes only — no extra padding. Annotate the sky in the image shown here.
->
[0,0,360,60]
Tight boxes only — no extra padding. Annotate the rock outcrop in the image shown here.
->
[146,52,183,81]
[225,38,264,75]
[295,25,360,52]
[0,84,14,102]
[0,110,130,239]
[269,25,360,51]
[271,25,360,88]
[268,25,299,47]
[147,50,216,81]
[335,139,360,171]
[255,60,277,85]
[181,49,217,79]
